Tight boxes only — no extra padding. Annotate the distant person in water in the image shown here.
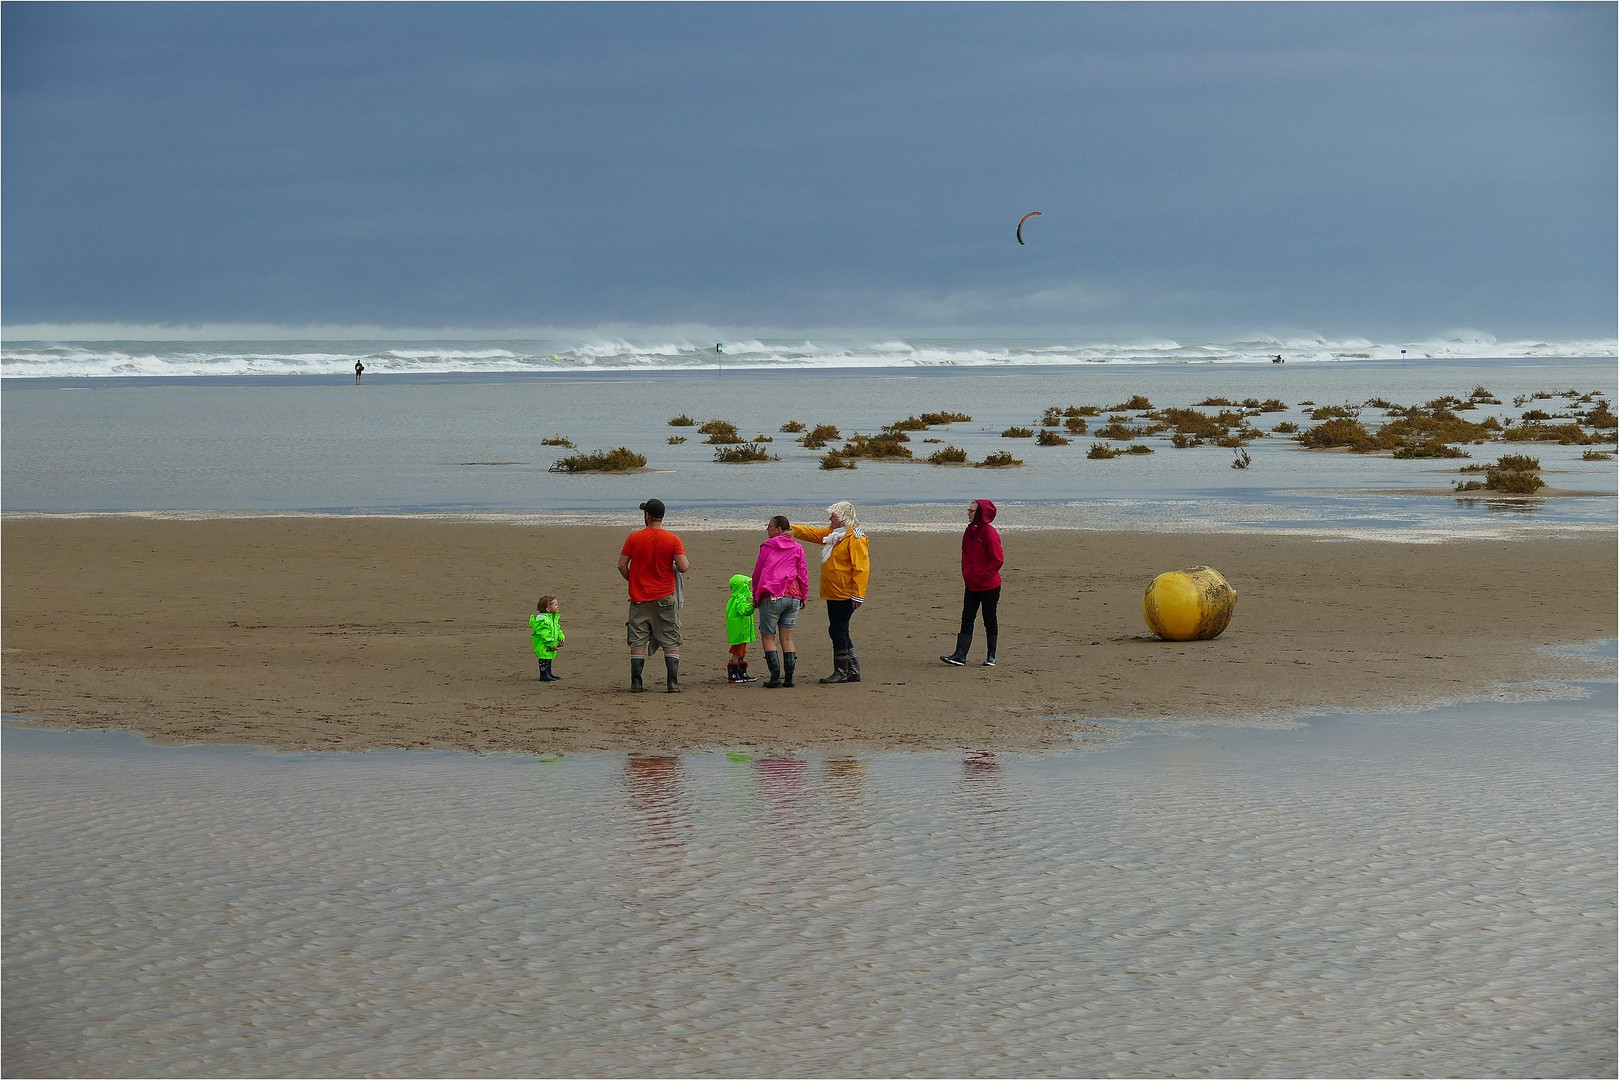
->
[791,502,869,684]
[618,498,690,693]
[941,499,1004,668]
[354,360,365,382]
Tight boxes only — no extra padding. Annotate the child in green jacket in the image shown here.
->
[530,595,565,682]
[726,574,759,683]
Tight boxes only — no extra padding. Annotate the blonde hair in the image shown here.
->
[826,501,859,529]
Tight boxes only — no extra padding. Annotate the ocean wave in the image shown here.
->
[3,335,1613,379]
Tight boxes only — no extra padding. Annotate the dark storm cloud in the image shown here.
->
[3,2,1614,337]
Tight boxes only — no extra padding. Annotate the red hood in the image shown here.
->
[974,499,997,524]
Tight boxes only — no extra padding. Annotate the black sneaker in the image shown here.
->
[940,655,966,666]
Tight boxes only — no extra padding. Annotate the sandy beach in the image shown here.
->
[3,516,1613,754]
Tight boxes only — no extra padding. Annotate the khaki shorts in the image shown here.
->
[626,595,683,653]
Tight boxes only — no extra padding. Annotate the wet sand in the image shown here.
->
[2,517,1614,754]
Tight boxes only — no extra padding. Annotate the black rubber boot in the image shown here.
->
[782,652,796,688]
[983,634,998,667]
[845,652,861,683]
[762,650,783,688]
[665,655,682,693]
[941,632,972,666]
[541,659,561,681]
[727,662,740,684]
[820,652,850,684]
[630,658,645,693]
[736,661,757,683]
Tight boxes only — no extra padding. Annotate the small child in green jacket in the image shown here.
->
[530,595,565,682]
[726,574,759,683]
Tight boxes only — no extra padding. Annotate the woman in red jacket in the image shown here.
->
[941,499,1004,667]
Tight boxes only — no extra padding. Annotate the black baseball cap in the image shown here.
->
[639,498,666,519]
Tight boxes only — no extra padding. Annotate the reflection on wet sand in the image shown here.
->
[9,700,1610,1078]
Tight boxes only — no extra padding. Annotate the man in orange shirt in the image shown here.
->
[618,498,692,693]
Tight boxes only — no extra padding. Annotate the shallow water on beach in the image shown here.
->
[5,683,1615,1078]
[3,356,1614,537]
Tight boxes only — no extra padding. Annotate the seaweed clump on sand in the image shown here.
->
[1377,400,1500,449]
[840,432,912,459]
[927,446,968,464]
[714,441,777,464]
[799,424,841,449]
[1455,454,1545,494]
[699,419,743,444]
[1503,421,1612,446]
[1295,417,1381,452]
[975,450,1022,468]
[1149,407,1263,448]
[1093,418,1150,441]
[549,447,648,473]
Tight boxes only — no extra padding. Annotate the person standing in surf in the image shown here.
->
[941,499,1004,667]
[791,502,870,684]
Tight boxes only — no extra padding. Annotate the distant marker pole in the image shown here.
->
[716,342,723,378]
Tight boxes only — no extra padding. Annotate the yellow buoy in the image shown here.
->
[1143,565,1237,641]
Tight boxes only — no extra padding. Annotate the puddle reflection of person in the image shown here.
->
[962,750,1001,778]
[824,757,868,797]
[622,755,688,854]
[754,758,816,856]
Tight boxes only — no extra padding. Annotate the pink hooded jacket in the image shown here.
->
[962,499,1004,591]
[751,532,809,606]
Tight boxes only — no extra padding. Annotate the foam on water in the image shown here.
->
[4,685,1615,1078]
[4,333,1614,378]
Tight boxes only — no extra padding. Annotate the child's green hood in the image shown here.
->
[729,573,753,598]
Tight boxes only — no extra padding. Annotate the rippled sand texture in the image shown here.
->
[4,689,1615,1078]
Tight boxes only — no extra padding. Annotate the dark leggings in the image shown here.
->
[826,598,857,654]
[959,586,1000,636]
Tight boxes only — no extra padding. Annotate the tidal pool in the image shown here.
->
[4,683,1615,1077]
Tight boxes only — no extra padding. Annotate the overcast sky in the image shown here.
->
[3,2,1614,341]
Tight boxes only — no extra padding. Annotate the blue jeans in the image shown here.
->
[757,595,801,636]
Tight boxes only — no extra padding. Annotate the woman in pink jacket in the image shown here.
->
[751,515,810,688]
[941,499,1004,667]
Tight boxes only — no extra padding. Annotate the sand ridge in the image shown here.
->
[2,517,1614,754]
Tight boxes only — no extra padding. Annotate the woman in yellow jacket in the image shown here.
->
[791,501,870,684]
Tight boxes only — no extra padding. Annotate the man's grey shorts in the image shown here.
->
[757,595,801,635]
[627,595,683,652]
